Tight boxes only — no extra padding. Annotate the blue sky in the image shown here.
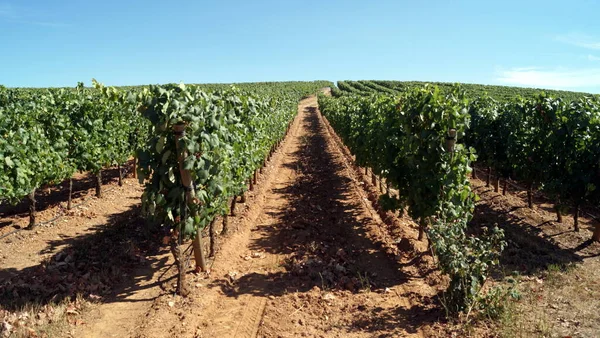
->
[1,0,600,93]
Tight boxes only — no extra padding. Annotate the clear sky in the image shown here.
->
[1,0,600,93]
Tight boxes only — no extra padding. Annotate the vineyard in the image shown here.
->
[0,80,599,337]
[332,80,598,102]
[331,81,600,243]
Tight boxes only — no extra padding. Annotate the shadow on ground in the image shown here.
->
[208,106,440,334]
[0,204,169,311]
[0,163,134,224]
[470,185,600,277]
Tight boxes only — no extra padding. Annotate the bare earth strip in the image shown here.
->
[107,95,431,338]
[4,93,600,338]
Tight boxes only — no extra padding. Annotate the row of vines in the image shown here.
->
[0,80,331,294]
[466,94,600,241]
[0,82,146,227]
[335,80,600,242]
[125,83,313,294]
[335,80,595,102]
[318,86,505,313]
[322,79,600,313]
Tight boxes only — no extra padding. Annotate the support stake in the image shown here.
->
[67,178,73,210]
[28,189,36,229]
[95,170,102,198]
[230,197,237,216]
[574,203,580,232]
[118,163,123,187]
[133,157,137,179]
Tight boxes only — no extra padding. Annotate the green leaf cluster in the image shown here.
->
[0,83,147,204]
[319,85,504,313]
[130,82,324,239]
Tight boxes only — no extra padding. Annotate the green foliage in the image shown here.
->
[0,80,329,215]
[118,82,326,239]
[0,82,147,206]
[0,88,74,203]
[319,85,505,314]
[475,280,521,320]
[338,79,600,231]
[336,80,594,102]
[467,93,600,214]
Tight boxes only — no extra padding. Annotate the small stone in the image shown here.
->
[168,301,175,307]
[323,293,336,300]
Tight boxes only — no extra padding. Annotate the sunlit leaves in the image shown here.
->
[319,85,504,313]
[131,82,324,240]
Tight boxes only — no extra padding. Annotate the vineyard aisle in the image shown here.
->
[75,95,431,338]
[0,173,144,281]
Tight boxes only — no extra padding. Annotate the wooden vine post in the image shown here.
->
[573,203,580,232]
[209,218,217,257]
[95,170,102,198]
[593,221,600,242]
[173,123,207,274]
[222,214,229,235]
[555,196,563,223]
[67,178,73,210]
[556,207,563,223]
[230,197,237,216]
[27,189,36,229]
[118,163,123,186]
[132,157,137,179]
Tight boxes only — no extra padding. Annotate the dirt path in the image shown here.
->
[97,95,429,338]
[7,94,598,337]
[0,169,142,282]
[0,169,164,337]
[0,172,143,281]
[466,179,600,337]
